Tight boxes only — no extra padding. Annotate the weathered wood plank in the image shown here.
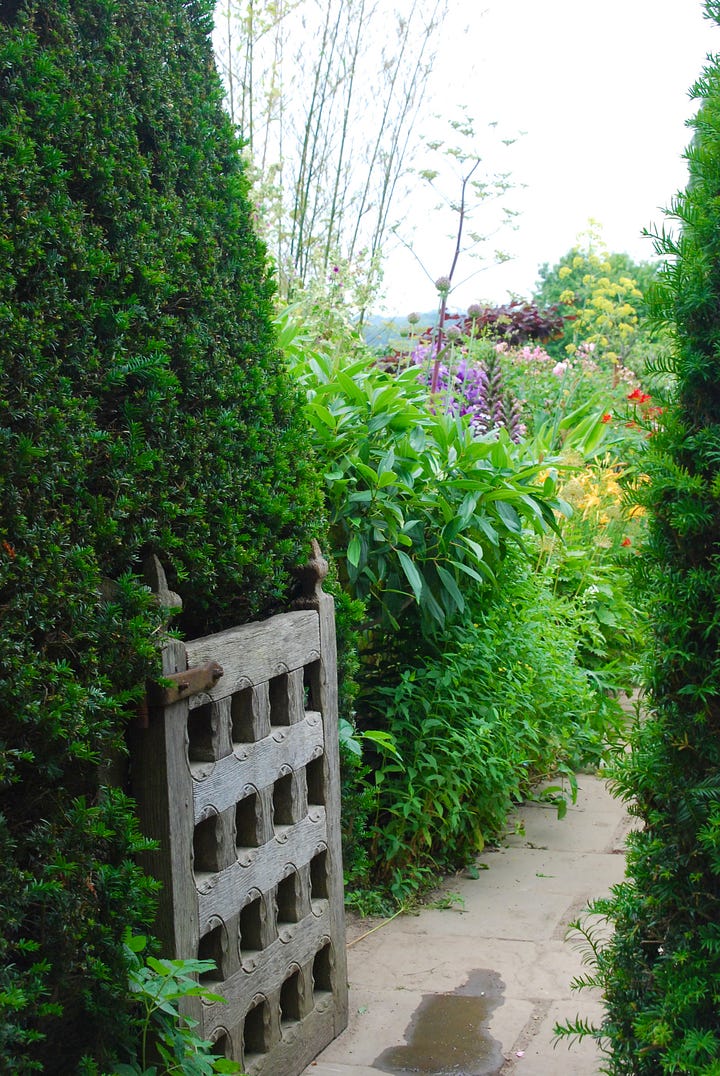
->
[196,812,328,933]
[131,576,346,1076]
[244,1003,344,1076]
[192,712,324,821]
[184,610,320,706]
[269,667,305,725]
[200,903,333,1031]
[129,638,201,1026]
[314,590,349,1033]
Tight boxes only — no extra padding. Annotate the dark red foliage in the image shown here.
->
[461,301,571,345]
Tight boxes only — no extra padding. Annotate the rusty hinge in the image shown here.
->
[147,660,224,708]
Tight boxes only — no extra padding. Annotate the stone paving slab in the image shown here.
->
[302,773,630,1076]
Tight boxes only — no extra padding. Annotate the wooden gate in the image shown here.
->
[131,548,348,1073]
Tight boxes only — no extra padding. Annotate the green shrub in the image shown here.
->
[0,1,321,1069]
[532,228,660,365]
[283,305,632,907]
[556,5,720,1070]
[284,317,569,634]
[360,558,625,900]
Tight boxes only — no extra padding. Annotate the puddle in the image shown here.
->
[374,969,506,1075]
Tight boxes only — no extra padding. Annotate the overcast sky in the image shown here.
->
[377,0,716,314]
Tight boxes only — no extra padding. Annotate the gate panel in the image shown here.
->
[131,569,348,1074]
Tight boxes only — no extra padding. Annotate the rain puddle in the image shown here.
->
[374,968,506,1075]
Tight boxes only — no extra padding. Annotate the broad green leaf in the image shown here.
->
[493,499,522,534]
[354,461,379,485]
[409,425,427,452]
[377,448,396,475]
[436,564,465,613]
[420,584,446,624]
[397,549,424,602]
[306,402,336,428]
[460,535,486,562]
[346,535,361,567]
[451,559,486,585]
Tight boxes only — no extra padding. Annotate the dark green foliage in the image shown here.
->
[556,6,720,1070]
[0,0,321,1069]
[358,558,624,901]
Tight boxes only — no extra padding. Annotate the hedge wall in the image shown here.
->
[0,0,322,1068]
[559,4,720,1071]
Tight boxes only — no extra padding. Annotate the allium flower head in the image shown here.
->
[446,324,462,340]
[434,275,451,296]
[467,303,483,318]
[407,311,420,325]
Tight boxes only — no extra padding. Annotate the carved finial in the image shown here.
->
[294,539,328,607]
[143,554,183,612]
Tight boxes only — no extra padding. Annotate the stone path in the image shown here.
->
[303,773,632,1075]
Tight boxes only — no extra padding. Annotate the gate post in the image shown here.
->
[130,637,201,1026]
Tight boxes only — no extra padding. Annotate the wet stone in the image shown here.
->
[375,969,505,1076]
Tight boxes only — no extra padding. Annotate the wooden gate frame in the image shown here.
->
[131,548,348,1072]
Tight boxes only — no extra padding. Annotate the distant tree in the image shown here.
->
[532,225,660,368]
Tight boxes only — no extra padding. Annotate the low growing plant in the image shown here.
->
[113,936,242,1076]
[538,455,647,688]
[360,557,625,900]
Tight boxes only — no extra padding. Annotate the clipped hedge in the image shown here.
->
[0,0,322,1069]
[556,4,720,1071]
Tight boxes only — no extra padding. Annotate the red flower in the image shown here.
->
[627,388,651,404]
[621,537,632,547]
[601,412,612,423]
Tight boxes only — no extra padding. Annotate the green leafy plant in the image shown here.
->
[114,936,242,1076]
[537,455,647,687]
[532,223,661,367]
[282,297,635,909]
[285,319,570,633]
[360,558,625,900]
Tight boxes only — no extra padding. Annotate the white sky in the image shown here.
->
[377,0,716,314]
